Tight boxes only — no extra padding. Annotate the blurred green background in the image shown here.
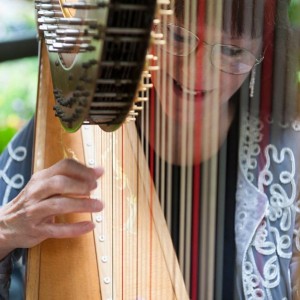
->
[0,57,37,153]
[0,0,37,153]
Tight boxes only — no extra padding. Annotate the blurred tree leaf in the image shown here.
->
[0,57,37,153]
[0,127,17,153]
[289,0,300,26]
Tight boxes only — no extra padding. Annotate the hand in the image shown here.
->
[0,159,104,259]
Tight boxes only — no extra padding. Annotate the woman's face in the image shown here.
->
[150,20,262,165]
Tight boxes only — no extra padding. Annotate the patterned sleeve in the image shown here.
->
[0,118,34,299]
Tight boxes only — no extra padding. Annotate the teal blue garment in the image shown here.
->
[0,118,34,300]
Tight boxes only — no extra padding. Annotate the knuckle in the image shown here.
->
[25,182,44,200]
[47,199,60,213]
[45,226,56,239]
[82,182,92,194]
[30,172,39,181]
[21,206,35,220]
[50,175,64,191]
[25,224,44,245]
[59,158,77,171]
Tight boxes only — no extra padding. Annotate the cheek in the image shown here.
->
[219,73,248,101]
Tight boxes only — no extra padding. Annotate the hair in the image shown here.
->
[222,0,266,38]
[173,0,275,39]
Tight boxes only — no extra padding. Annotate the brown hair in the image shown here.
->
[173,0,272,39]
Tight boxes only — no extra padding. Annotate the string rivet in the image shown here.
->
[99,235,105,242]
[101,256,108,263]
[96,215,103,222]
[104,277,111,284]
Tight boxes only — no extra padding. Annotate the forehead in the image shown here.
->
[208,26,262,50]
[172,18,263,53]
[173,0,265,39]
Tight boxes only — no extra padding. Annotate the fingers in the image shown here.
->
[0,158,105,251]
[43,221,96,239]
[30,196,104,219]
[36,159,104,182]
[28,175,96,200]
[27,159,104,201]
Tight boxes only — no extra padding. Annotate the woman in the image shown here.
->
[146,0,300,298]
[1,0,299,299]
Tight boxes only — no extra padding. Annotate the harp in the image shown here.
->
[25,0,300,299]
[27,1,189,299]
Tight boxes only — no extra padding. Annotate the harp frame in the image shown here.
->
[25,38,189,299]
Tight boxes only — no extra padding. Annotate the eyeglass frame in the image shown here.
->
[160,23,264,75]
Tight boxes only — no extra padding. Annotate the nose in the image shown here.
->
[179,43,217,91]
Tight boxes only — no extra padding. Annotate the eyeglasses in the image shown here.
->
[162,24,264,75]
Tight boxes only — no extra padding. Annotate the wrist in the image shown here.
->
[0,250,13,263]
[0,254,12,275]
[0,232,15,261]
[0,209,17,261]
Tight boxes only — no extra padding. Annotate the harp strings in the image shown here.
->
[89,0,235,297]
[153,0,224,297]
[171,0,225,297]
[179,0,195,289]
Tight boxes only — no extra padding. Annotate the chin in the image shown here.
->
[163,143,221,166]
[158,107,234,166]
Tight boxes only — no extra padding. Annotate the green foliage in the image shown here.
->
[0,57,38,153]
[0,127,17,154]
[289,0,300,26]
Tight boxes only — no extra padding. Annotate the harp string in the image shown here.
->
[166,8,175,233]
[152,0,223,297]
[191,1,206,298]
[91,0,227,297]
[178,0,191,285]
[83,0,278,298]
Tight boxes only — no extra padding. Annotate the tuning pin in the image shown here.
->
[150,31,166,46]
[151,32,164,40]
[142,71,152,78]
[148,65,160,71]
[156,0,173,15]
[146,54,157,61]
[135,96,149,102]
[153,18,161,25]
[157,0,171,4]
[132,105,143,111]
[145,54,159,71]
[159,9,173,16]
[125,117,136,122]
[141,82,153,89]
[129,110,139,116]
[126,110,138,122]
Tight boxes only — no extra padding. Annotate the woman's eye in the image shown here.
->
[169,30,185,43]
[167,26,187,43]
[221,46,243,57]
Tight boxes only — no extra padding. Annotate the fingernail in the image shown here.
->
[93,167,104,177]
[93,199,104,211]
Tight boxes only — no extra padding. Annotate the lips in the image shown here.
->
[172,78,211,99]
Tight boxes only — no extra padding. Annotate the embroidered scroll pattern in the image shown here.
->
[0,143,27,205]
[238,114,299,299]
[239,114,263,184]
[295,199,300,251]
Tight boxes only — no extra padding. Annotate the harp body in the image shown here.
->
[26,41,188,299]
